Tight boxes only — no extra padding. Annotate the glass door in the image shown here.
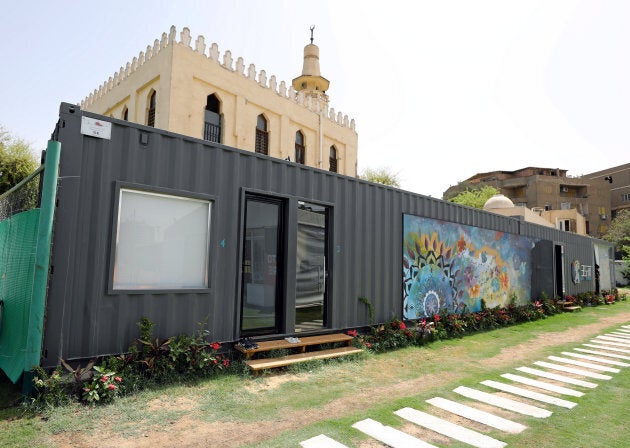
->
[240,196,283,335]
[295,202,328,332]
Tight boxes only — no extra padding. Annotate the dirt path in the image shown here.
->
[52,311,630,448]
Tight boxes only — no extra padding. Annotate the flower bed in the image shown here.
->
[31,318,231,407]
[350,297,560,353]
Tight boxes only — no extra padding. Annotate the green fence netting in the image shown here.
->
[0,209,41,382]
[0,141,60,385]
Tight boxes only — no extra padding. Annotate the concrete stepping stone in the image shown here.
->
[607,332,630,339]
[595,335,630,345]
[481,380,577,409]
[592,338,630,348]
[515,366,597,388]
[453,386,552,418]
[300,434,349,448]
[575,347,630,361]
[616,328,630,333]
[500,373,584,397]
[352,418,438,448]
[561,351,630,367]
[547,355,620,373]
[395,407,507,448]
[533,361,612,380]
[583,343,630,354]
[621,325,630,329]
[426,397,527,433]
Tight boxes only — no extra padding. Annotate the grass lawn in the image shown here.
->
[1,297,629,447]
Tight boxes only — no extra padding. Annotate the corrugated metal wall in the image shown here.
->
[41,103,614,366]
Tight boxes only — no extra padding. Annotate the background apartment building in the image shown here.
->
[583,163,630,219]
[443,166,613,238]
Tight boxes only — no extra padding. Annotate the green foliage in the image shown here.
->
[358,297,375,324]
[137,316,155,342]
[604,209,630,260]
[81,366,121,404]
[359,319,417,352]
[359,167,401,187]
[166,321,230,375]
[135,334,173,375]
[354,295,561,351]
[31,366,71,408]
[448,185,500,209]
[0,126,38,195]
[29,317,232,408]
[30,361,120,407]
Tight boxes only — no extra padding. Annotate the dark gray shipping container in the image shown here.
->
[39,103,614,367]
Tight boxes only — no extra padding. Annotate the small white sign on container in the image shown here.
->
[81,116,112,140]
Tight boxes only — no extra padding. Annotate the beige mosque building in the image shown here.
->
[81,26,358,176]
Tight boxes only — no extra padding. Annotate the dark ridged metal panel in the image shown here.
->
[42,103,612,366]
[522,221,614,297]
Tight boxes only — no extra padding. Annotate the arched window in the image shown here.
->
[204,94,221,143]
[295,131,305,164]
[147,91,156,127]
[329,146,338,173]
[255,114,269,155]
[122,106,128,121]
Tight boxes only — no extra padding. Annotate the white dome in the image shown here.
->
[483,194,514,210]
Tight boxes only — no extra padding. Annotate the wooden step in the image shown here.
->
[563,305,582,312]
[557,300,581,311]
[235,333,354,359]
[246,346,363,372]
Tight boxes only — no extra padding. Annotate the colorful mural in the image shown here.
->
[403,214,538,319]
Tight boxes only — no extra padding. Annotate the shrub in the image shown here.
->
[353,293,570,353]
[81,366,122,404]
[32,366,71,408]
[30,317,232,407]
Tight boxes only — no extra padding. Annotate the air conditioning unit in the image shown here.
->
[600,214,607,220]
[560,187,569,193]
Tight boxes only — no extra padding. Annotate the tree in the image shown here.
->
[447,185,500,209]
[604,209,630,260]
[359,167,401,188]
[0,126,39,195]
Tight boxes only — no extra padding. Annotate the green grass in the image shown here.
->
[1,299,629,447]
[244,302,630,447]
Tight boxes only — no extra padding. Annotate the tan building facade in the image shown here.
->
[482,194,587,235]
[583,163,630,218]
[444,167,611,237]
[81,26,358,176]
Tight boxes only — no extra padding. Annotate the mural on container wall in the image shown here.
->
[403,214,538,319]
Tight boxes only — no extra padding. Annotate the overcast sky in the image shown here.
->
[1,0,628,198]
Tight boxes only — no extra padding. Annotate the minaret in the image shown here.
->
[292,26,330,103]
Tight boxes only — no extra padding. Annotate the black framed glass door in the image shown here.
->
[295,202,328,332]
[240,196,284,335]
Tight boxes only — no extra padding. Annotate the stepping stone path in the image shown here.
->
[582,342,630,354]
[425,397,527,433]
[300,325,629,447]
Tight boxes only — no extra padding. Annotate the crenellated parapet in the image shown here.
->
[80,25,356,132]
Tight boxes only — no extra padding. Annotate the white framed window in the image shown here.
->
[113,189,211,290]
[557,219,576,232]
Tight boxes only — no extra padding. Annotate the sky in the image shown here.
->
[1,0,628,198]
